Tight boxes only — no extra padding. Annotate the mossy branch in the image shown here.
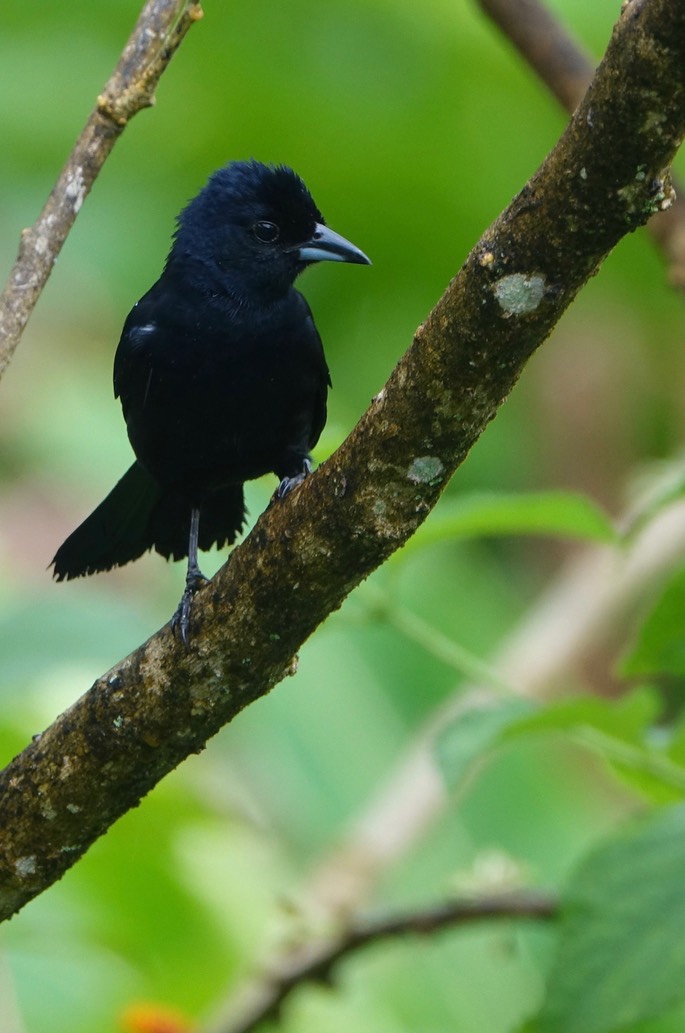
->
[0,0,683,922]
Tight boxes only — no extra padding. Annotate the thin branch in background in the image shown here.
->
[355,581,515,693]
[0,0,203,382]
[205,892,558,1033]
[477,0,595,108]
[476,0,685,288]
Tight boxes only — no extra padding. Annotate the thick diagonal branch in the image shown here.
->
[0,0,682,923]
[0,0,203,381]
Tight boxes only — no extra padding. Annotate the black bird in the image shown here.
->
[52,160,370,643]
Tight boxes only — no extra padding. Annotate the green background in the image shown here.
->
[1,2,684,1031]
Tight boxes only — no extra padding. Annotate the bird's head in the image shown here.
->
[172,160,370,299]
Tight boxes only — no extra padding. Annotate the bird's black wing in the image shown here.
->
[296,291,331,453]
[113,280,170,417]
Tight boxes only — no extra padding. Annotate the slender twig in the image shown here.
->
[205,892,558,1033]
[0,0,203,382]
[478,0,595,108]
[355,581,515,693]
[476,0,685,288]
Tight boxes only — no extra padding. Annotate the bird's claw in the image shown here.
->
[171,570,208,649]
[276,458,312,499]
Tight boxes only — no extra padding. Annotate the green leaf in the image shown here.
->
[502,689,660,746]
[537,804,685,1033]
[434,690,655,795]
[436,689,685,802]
[622,566,685,678]
[434,698,536,789]
[502,690,685,799]
[399,491,617,557]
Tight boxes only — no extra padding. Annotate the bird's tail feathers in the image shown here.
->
[52,463,246,580]
[147,481,247,561]
[52,462,164,580]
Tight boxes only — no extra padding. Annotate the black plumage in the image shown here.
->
[52,160,370,642]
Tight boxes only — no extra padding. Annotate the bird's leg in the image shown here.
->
[171,506,208,648]
[276,457,312,499]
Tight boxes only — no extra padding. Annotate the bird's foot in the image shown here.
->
[171,568,209,649]
[276,458,312,500]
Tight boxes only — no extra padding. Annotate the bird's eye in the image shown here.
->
[253,221,280,243]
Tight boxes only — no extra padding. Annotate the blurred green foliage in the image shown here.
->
[536,803,685,1033]
[2,1,685,1032]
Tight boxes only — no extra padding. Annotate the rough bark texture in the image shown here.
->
[0,0,203,381]
[0,0,683,922]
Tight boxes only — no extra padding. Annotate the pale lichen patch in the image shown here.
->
[407,456,444,486]
[493,273,546,316]
[15,856,37,877]
[65,167,87,213]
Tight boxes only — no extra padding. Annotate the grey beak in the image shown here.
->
[296,223,371,265]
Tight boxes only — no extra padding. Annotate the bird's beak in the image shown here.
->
[295,223,371,265]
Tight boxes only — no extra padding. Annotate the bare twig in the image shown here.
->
[204,892,558,1033]
[476,0,685,288]
[0,0,203,382]
[477,0,594,108]
[0,0,683,923]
